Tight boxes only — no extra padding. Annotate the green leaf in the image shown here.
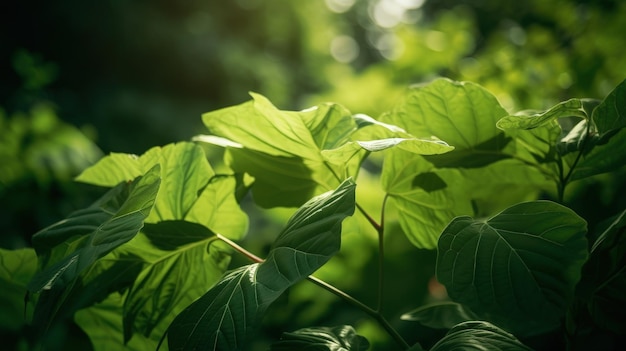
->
[430,321,533,351]
[380,79,552,249]
[199,93,361,207]
[75,293,162,351]
[437,201,588,335]
[270,325,369,351]
[400,302,479,330]
[569,79,626,180]
[121,223,232,342]
[496,98,588,130]
[0,248,37,331]
[576,209,626,334]
[166,179,356,350]
[28,164,161,293]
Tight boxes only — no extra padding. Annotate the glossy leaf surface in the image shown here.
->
[400,302,478,330]
[430,321,533,351]
[270,325,369,351]
[437,201,588,334]
[166,179,356,350]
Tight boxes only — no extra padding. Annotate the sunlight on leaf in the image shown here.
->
[496,98,588,130]
[437,200,588,335]
[430,321,533,351]
[270,325,369,351]
[401,302,479,330]
[166,179,356,350]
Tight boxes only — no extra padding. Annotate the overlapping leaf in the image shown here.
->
[381,78,552,249]
[270,325,369,351]
[28,164,161,293]
[400,302,479,330]
[0,248,37,331]
[430,321,533,351]
[74,142,249,343]
[496,98,589,130]
[166,179,356,350]
[437,200,588,335]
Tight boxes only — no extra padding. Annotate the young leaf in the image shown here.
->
[436,201,588,335]
[496,98,588,130]
[199,93,361,207]
[430,321,533,351]
[400,302,479,330]
[270,325,369,351]
[28,164,161,293]
[166,179,356,350]
[569,79,626,180]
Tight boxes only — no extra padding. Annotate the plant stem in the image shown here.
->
[376,195,389,313]
[306,275,410,350]
[216,232,411,350]
[356,203,382,231]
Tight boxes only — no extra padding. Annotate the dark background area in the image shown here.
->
[2,1,625,350]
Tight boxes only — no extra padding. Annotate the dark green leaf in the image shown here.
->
[437,201,588,335]
[270,325,369,351]
[400,302,479,330]
[496,98,588,130]
[0,248,37,331]
[576,209,626,334]
[166,179,356,350]
[28,165,161,293]
[430,321,533,351]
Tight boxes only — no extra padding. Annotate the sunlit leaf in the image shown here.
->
[199,93,362,207]
[166,179,356,350]
[496,98,588,130]
[380,79,552,249]
[430,321,533,351]
[437,201,588,335]
[400,302,479,330]
[28,165,161,292]
[270,325,369,351]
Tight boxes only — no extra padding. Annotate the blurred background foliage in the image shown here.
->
[1,0,625,350]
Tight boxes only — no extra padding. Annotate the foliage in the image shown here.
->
[2,77,624,351]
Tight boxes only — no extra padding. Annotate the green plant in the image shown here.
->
[3,77,625,350]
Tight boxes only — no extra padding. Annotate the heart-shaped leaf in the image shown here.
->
[437,200,588,335]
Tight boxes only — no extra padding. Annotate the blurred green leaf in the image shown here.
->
[166,179,356,350]
[28,165,161,293]
[400,302,479,330]
[270,325,369,351]
[430,321,533,351]
[437,201,588,335]
[0,248,37,331]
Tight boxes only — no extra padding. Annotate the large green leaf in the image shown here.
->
[166,179,356,350]
[380,79,552,249]
[0,248,37,331]
[430,321,533,351]
[28,164,161,293]
[437,201,588,335]
[269,325,369,351]
[198,93,361,207]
